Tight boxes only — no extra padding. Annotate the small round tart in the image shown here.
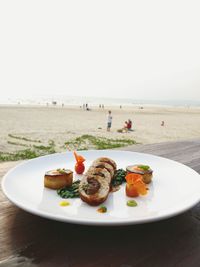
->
[44,169,73,189]
[126,164,153,184]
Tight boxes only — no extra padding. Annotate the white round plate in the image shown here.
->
[2,150,200,225]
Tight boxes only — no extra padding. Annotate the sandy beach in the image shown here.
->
[0,104,200,156]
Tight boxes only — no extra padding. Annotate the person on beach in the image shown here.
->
[117,119,133,133]
[127,119,133,131]
[107,110,112,131]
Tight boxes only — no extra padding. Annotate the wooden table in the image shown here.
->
[1,140,200,267]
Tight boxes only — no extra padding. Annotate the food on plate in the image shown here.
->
[97,205,107,213]
[79,157,117,206]
[57,180,80,198]
[112,168,127,186]
[79,174,110,206]
[127,200,138,207]
[48,153,151,210]
[87,167,112,184]
[125,173,147,197]
[44,169,73,190]
[74,151,85,174]
[126,183,139,197]
[126,164,153,184]
[92,161,115,178]
[93,157,117,172]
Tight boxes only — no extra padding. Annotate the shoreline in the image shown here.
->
[1,103,200,110]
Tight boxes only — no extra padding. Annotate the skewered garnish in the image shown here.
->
[74,151,85,174]
[125,173,147,197]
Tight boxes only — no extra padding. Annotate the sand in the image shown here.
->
[0,104,200,153]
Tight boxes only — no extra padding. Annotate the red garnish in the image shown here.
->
[74,151,85,163]
[74,151,85,174]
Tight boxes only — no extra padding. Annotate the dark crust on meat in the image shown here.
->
[79,191,109,206]
[91,162,114,178]
[86,167,107,177]
[95,157,117,170]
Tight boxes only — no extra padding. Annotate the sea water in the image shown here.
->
[0,95,200,108]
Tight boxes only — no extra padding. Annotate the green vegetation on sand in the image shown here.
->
[65,134,136,150]
[0,134,136,162]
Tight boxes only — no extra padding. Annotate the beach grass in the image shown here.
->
[65,134,136,150]
[8,134,42,143]
[7,140,29,147]
[0,134,136,162]
[0,149,39,161]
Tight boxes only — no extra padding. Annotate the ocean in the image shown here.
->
[1,95,200,108]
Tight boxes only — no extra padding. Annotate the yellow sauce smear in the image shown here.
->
[59,201,70,207]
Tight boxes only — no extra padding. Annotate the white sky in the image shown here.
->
[0,0,200,101]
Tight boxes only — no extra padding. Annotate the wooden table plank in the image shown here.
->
[0,140,200,267]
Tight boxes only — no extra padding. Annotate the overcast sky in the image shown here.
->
[0,0,200,101]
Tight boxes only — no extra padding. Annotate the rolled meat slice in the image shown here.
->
[86,167,112,184]
[93,157,117,171]
[79,174,110,206]
[79,157,117,206]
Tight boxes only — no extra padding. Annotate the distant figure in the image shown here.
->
[107,110,112,132]
[123,121,129,132]
[62,103,64,108]
[120,105,122,109]
[86,103,90,111]
[117,119,133,133]
[99,104,101,108]
[102,104,104,109]
[161,121,165,126]
[127,119,133,131]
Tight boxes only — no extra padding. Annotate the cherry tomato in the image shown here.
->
[75,163,85,174]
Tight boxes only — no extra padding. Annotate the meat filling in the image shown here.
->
[92,172,105,177]
[85,178,101,195]
[99,160,116,170]
[94,164,112,175]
